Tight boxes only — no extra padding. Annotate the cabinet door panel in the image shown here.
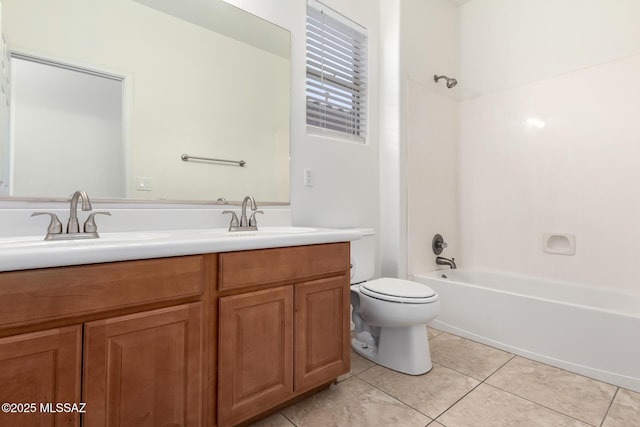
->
[295,275,350,392]
[218,286,293,426]
[83,303,202,427]
[0,325,82,427]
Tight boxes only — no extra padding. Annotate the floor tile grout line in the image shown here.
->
[479,352,602,427]
[432,372,489,424]
[479,382,603,426]
[483,354,620,426]
[279,410,298,427]
[429,331,518,381]
[416,328,630,424]
[431,350,517,423]
[598,387,619,427]
[354,369,437,423]
[432,351,602,426]
[356,360,490,423]
[351,336,519,424]
[481,352,517,383]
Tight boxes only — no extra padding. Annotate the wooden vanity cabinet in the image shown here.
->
[218,287,294,425]
[0,241,351,427]
[83,303,203,427]
[217,243,351,426]
[0,325,82,427]
[0,255,210,427]
[294,275,351,393]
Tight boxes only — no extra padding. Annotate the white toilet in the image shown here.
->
[350,229,440,375]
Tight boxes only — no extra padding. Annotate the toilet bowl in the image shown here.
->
[350,229,440,375]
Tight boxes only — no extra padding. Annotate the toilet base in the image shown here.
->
[351,325,433,375]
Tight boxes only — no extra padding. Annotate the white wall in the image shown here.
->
[402,0,459,276]
[459,0,640,293]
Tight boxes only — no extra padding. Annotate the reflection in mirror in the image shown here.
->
[0,0,290,203]
[12,55,126,198]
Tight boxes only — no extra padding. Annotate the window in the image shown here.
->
[306,0,367,142]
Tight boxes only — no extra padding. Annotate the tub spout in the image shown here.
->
[436,256,457,269]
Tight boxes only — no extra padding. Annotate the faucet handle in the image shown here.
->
[249,210,264,227]
[432,234,448,255]
[31,212,63,235]
[83,212,111,233]
[222,210,240,230]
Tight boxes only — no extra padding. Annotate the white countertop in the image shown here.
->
[0,227,362,272]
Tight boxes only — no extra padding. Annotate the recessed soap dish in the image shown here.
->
[543,233,575,256]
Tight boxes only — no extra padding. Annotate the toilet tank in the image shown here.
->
[350,228,376,284]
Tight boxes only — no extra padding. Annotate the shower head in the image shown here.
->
[434,74,458,89]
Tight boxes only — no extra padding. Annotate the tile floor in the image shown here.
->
[250,328,640,427]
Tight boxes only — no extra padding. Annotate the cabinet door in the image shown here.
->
[218,286,293,426]
[295,275,350,392]
[0,325,82,427]
[83,303,202,427]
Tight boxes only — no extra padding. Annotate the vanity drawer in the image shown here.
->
[0,255,204,328]
[218,243,350,291]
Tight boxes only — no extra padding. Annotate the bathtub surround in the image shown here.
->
[459,52,640,293]
[457,0,640,293]
[402,0,640,295]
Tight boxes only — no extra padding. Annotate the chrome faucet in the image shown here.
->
[68,190,92,233]
[436,256,457,269]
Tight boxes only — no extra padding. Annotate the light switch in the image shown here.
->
[137,176,152,191]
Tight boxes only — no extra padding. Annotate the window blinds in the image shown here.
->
[306,0,367,141]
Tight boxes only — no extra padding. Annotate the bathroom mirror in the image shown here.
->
[0,0,290,203]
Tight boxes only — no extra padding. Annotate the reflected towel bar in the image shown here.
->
[181,154,246,167]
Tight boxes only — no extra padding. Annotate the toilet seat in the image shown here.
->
[360,278,438,304]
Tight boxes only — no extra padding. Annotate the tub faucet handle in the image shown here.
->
[432,234,448,255]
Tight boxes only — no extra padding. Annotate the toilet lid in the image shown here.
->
[360,278,438,304]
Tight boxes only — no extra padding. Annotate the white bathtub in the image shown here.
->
[414,269,640,392]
